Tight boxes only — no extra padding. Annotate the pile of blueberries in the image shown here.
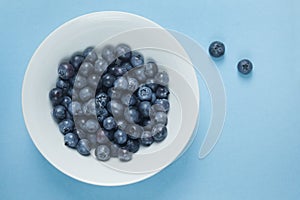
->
[49,44,170,162]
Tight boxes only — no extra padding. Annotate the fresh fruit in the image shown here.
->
[237,59,253,74]
[209,41,225,58]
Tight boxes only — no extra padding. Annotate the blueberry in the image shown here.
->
[121,62,133,71]
[137,86,152,101]
[87,74,100,89]
[107,87,122,99]
[127,77,139,92]
[130,51,144,67]
[94,58,108,74]
[126,124,143,140]
[114,77,128,90]
[104,130,114,141]
[209,41,225,58]
[79,87,93,102]
[67,88,79,100]
[56,78,70,93]
[138,101,151,118]
[75,117,87,130]
[49,88,64,105]
[109,100,124,117]
[58,119,74,135]
[114,44,131,61]
[156,86,169,99]
[110,143,120,157]
[142,119,153,130]
[73,75,88,89]
[82,99,96,116]
[83,119,99,133]
[124,107,140,124]
[95,92,109,108]
[144,61,158,78]
[64,132,79,148]
[70,54,85,71]
[152,124,167,142]
[96,129,110,144]
[116,120,128,131]
[87,133,98,149]
[101,45,115,64]
[53,105,67,122]
[132,66,147,83]
[118,149,132,162]
[74,128,87,139]
[114,129,128,145]
[58,63,75,80]
[95,145,111,161]
[154,99,170,112]
[111,66,127,77]
[154,71,169,86]
[124,139,140,153]
[152,112,168,125]
[140,131,154,146]
[102,73,116,88]
[60,96,72,108]
[83,47,97,63]
[96,107,109,123]
[146,82,158,92]
[103,116,117,131]
[68,101,83,116]
[121,93,137,106]
[237,59,253,75]
[76,139,91,156]
[78,62,94,77]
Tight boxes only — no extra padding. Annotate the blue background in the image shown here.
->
[1,0,300,199]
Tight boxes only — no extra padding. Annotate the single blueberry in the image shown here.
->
[49,87,64,105]
[60,96,72,109]
[73,75,88,89]
[116,120,128,131]
[209,41,225,58]
[144,61,158,78]
[124,139,140,153]
[56,78,70,93]
[70,54,85,71]
[109,100,124,118]
[53,105,68,122]
[156,86,170,99]
[154,99,170,112]
[76,139,91,156]
[118,149,132,162]
[126,124,143,140]
[121,62,133,71]
[78,62,94,77]
[140,131,154,147]
[132,66,147,83]
[82,99,96,116]
[87,73,100,89]
[96,107,109,123]
[124,107,140,124]
[64,132,79,148]
[237,59,253,75]
[58,63,75,80]
[154,71,169,86]
[68,101,83,116]
[96,129,110,144]
[152,124,168,142]
[103,116,117,131]
[79,87,93,102]
[114,77,128,90]
[101,45,116,64]
[127,77,139,92]
[83,119,99,133]
[83,47,94,57]
[102,73,116,88]
[83,47,98,63]
[114,129,128,145]
[137,86,152,101]
[58,119,75,135]
[152,112,168,125]
[95,92,109,108]
[114,44,131,61]
[94,58,108,74]
[95,145,111,161]
[110,143,120,157]
[138,101,151,118]
[130,51,144,67]
[111,66,127,77]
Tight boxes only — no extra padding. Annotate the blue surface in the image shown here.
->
[1,0,300,199]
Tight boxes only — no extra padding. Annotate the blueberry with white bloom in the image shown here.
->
[53,105,68,122]
[101,45,115,64]
[95,145,111,161]
[73,75,87,89]
[94,58,108,74]
[103,116,117,131]
[58,119,75,135]
[70,54,85,71]
[140,131,154,146]
[114,129,128,145]
[83,119,99,133]
[78,62,94,77]
[76,139,91,156]
[126,124,143,140]
[144,61,158,78]
[114,77,128,90]
[152,124,168,142]
[58,63,75,80]
[114,44,131,61]
[102,73,116,88]
[79,87,93,102]
[64,132,79,148]
[154,71,169,86]
[130,51,144,67]
[49,87,64,105]
[118,149,133,162]
[137,85,152,101]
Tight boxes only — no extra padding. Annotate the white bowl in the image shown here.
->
[22,11,199,186]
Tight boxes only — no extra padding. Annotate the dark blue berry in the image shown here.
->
[70,54,85,71]
[152,124,167,142]
[95,92,109,108]
[60,96,72,109]
[121,62,133,71]
[137,86,152,101]
[58,119,74,135]
[114,44,131,61]
[53,105,67,122]
[49,87,64,105]
[124,107,140,124]
[83,47,94,57]
[64,132,79,148]
[140,131,154,146]
[56,78,70,93]
[130,51,144,67]
[237,59,253,75]
[144,61,158,78]
[114,129,128,145]
[156,86,169,99]
[103,116,117,131]
[124,139,140,153]
[209,41,225,58]
[102,73,116,88]
[146,83,158,92]
[96,107,109,123]
[76,139,91,156]
[138,101,151,118]
[58,63,75,80]
[154,99,170,112]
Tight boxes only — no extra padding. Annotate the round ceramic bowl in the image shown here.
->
[22,11,199,186]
